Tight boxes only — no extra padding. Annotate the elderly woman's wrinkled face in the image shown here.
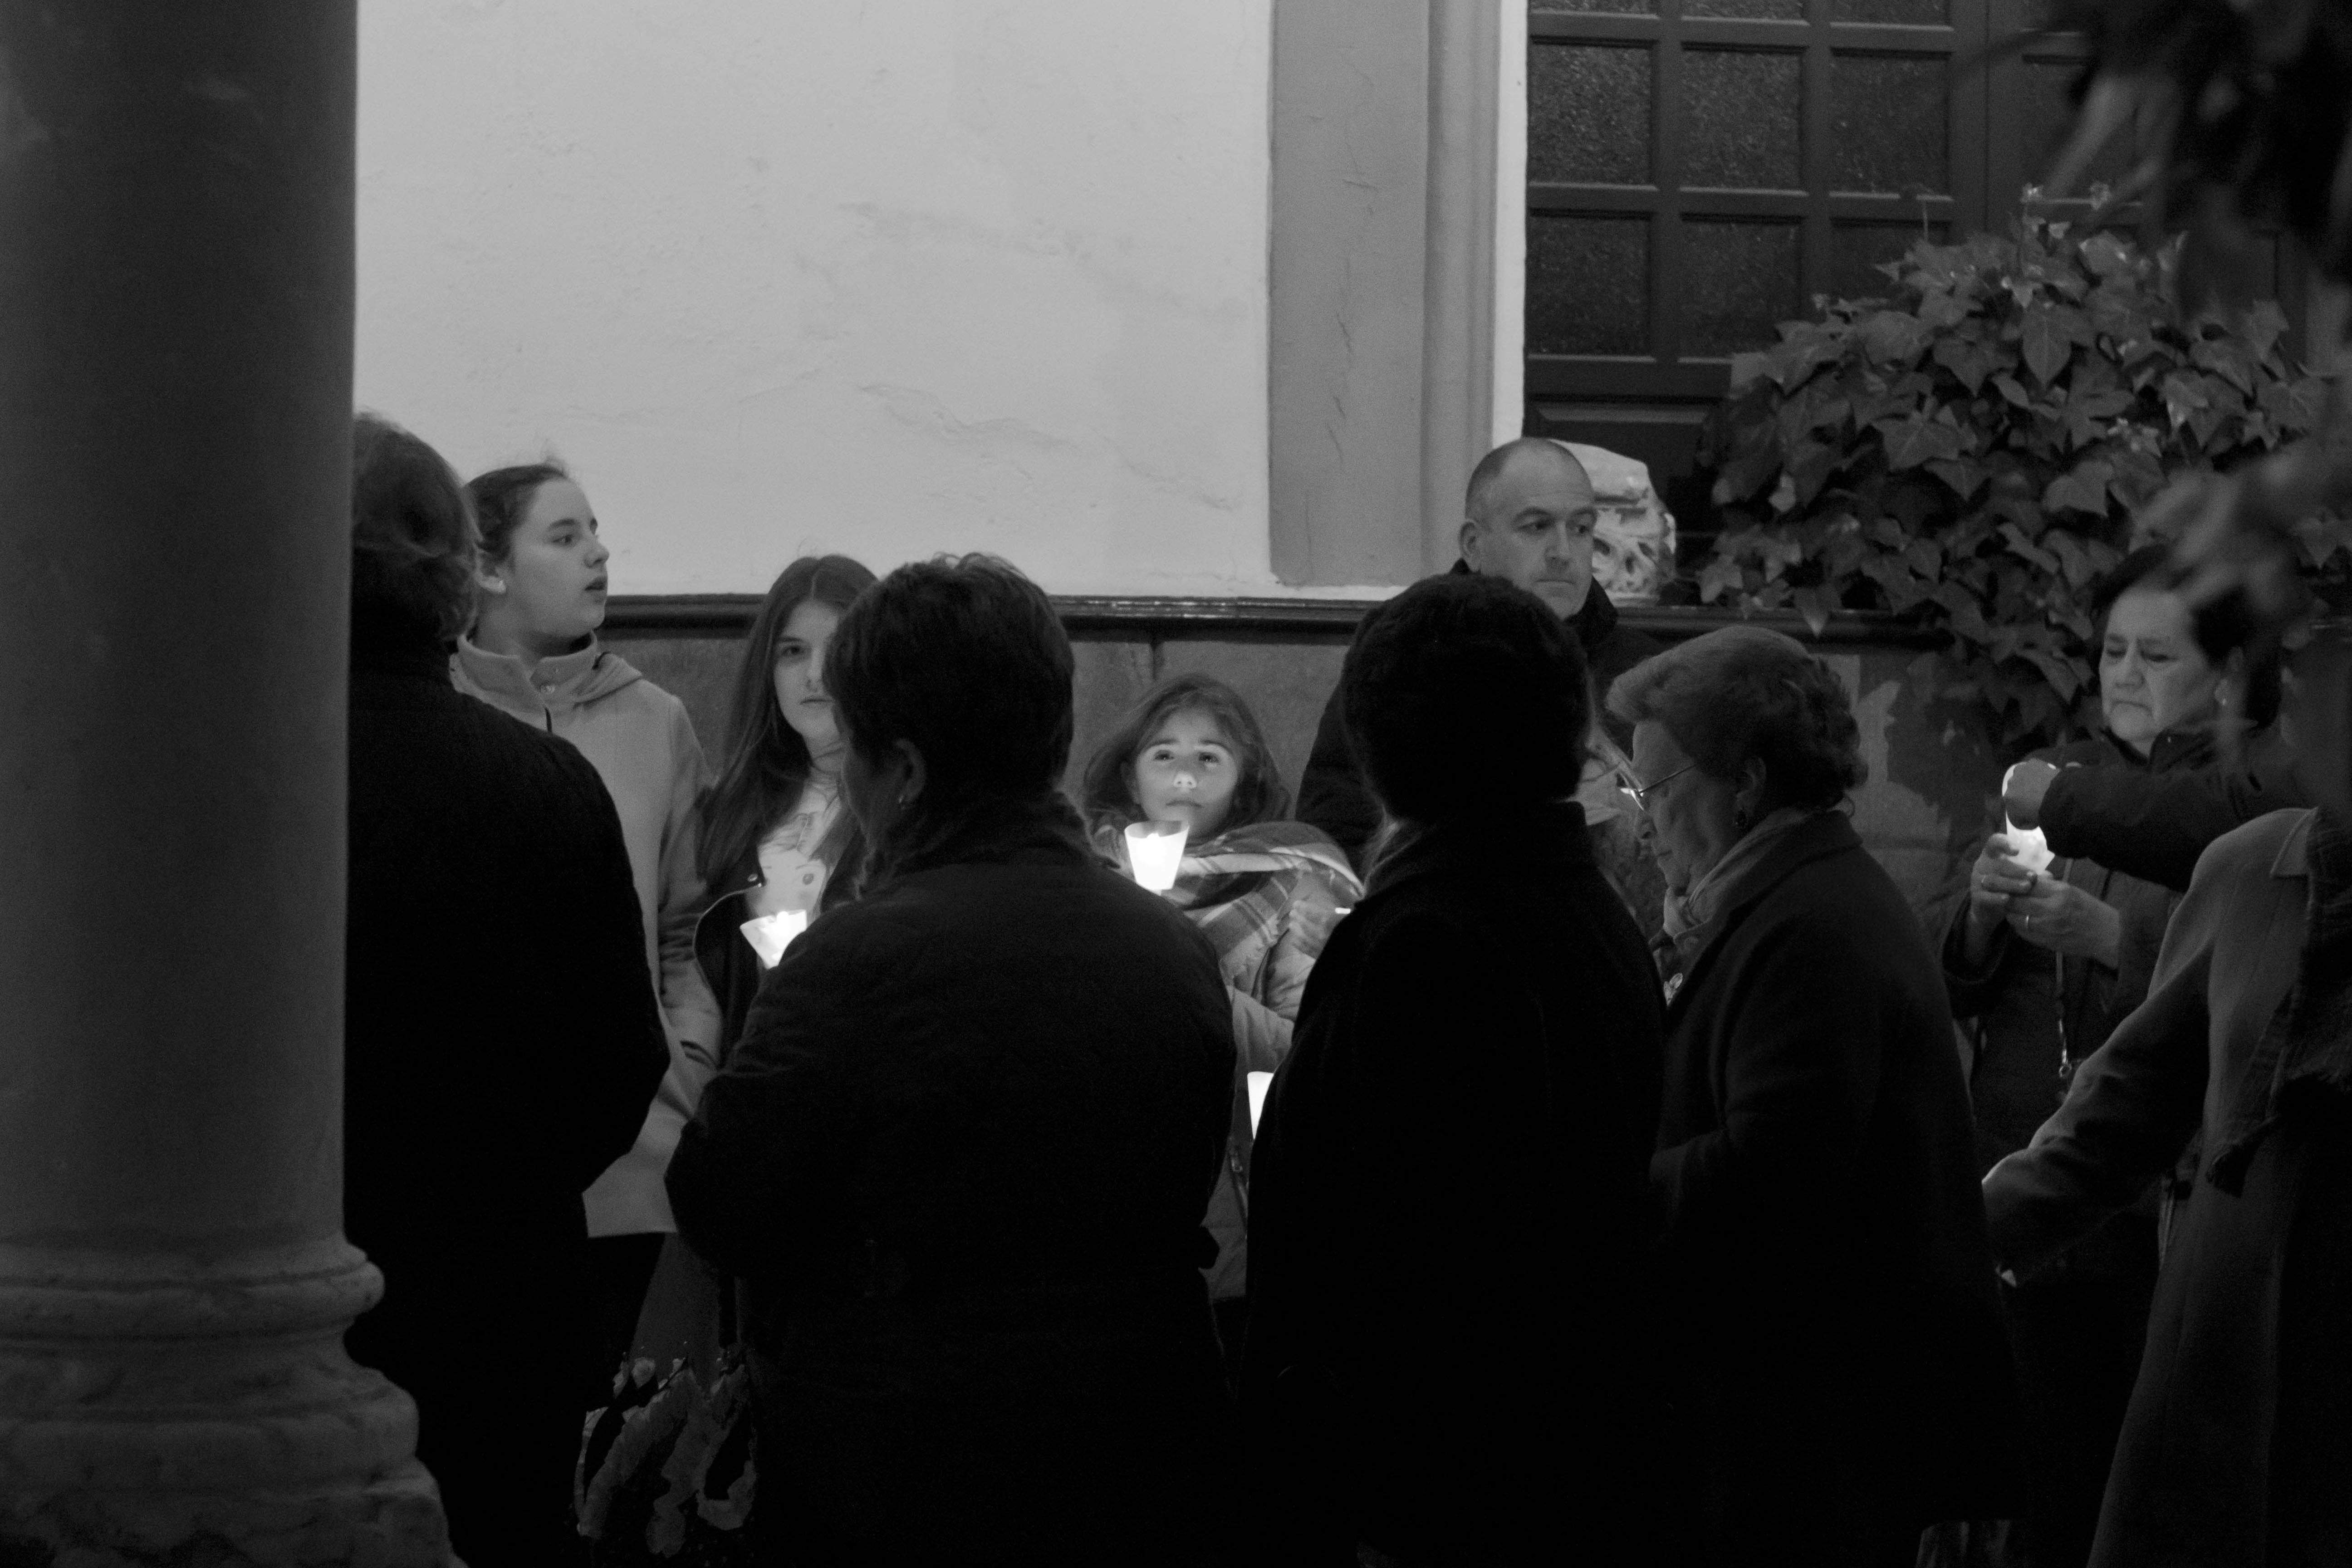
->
[1629,720,1741,894]
[2101,585,2219,755]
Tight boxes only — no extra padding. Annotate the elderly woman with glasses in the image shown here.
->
[1606,625,2019,1568]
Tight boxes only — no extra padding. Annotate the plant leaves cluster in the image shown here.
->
[1693,209,2339,747]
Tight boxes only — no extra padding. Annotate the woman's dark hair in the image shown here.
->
[696,554,879,896]
[351,412,476,641]
[2092,543,2281,725]
[465,459,570,564]
[1342,574,1590,826]
[1078,673,1290,843]
[828,554,1075,865]
[1605,624,1865,812]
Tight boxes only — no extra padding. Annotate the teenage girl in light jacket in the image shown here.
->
[452,460,721,1380]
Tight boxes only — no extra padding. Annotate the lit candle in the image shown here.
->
[738,907,809,969]
[1247,1070,1274,1134]
[1125,820,1189,893]
[1999,762,2054,875]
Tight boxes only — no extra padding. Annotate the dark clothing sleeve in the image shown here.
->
[543,760,675,1192]
[2041,744,2309,892]
[1297,681,1382,868]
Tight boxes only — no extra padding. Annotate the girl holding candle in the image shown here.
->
[1079,673,1362,1366]
[1941,546,2241,1568]
[452,460,722,1387]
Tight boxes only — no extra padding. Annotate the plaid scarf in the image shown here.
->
[2209,807,2352,1195]
[1098,818,1361,970]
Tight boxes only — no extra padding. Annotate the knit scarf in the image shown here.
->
[1100,819,1360,970]
[2208,806,2352,1195]
[1656,806,1818,986]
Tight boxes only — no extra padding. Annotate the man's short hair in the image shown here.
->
[1463,436,1591,523]
[828,553,1076,804]
[351,412,476,641]
[1342,573,1591,826]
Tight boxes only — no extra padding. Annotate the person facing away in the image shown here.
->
[1944,550,2230,1568]
[1296,436,1660,868]
[449,460,722,1385]
[342,414,666,1563]
[1609,625,2019,1568]
[1242,573,1670,1566]
[1981,801,2352,1568]
[1078,672,1363,1371]
[616,553,878,1387]
[665,554,1239,1565]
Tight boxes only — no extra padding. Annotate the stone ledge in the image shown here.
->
[605,593,1946,646]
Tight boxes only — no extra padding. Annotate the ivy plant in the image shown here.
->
[1692,206,2342,746]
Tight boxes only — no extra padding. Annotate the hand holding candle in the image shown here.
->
[1125,820,1188,893]
[1998,763,2054,875]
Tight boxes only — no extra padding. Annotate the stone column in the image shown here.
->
[0,7,450,1563]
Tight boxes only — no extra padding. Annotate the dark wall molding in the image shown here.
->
[603,593,1944,648]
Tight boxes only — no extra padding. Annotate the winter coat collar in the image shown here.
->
[1364,799,1594,901]
[451,632,644,712]
[1446,557,1621,654]
[1665,810,1866,1009]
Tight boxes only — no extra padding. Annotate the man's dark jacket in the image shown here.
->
[344,602,667,1563]
[667,795,1237,1564]
[2040,723,2306,890]
[1653,812,2019,1563]
[1298,573,1659,864]
[1242,802,1671,1563]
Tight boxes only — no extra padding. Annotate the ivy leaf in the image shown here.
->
[1730,351,1773,391]
[2242,301,2288,359]
[2191,336,2258,396]
[1999,522,2063,572]
[1793,585,1837,637]
[2043,529,2100,588]
[1874,414,1967,470]
[1698,555,1746,604]
[2020,647,2083,703]
[1991,373,2033,409]
[1926,456,1987,498]
[2160,371,2212,429]
[1932,336,1997,393]
[2020,307,2072,385]
[1862,311,1929,365]
[2079,232,2134,278]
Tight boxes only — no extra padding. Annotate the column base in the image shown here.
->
[0,1241,455,1568]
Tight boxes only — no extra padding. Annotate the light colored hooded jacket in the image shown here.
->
[453,636,722,1235]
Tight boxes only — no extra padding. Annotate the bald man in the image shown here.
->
[1298,438,1661,866]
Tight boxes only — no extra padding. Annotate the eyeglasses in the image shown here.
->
[1617,760,1695,811]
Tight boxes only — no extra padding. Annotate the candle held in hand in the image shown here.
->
[1999,763,2054,875]
[1125,820,1188,893]
[740,908,809,969]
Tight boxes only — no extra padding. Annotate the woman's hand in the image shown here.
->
[1961,836,2038,964]
[2004,874,2123,970]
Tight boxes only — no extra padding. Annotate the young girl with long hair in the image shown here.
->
[1079,673,1362,1356]
[451,459,721,1382]
[692,553,878,1050]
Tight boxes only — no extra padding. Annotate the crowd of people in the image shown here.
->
[343,415,2344,1567]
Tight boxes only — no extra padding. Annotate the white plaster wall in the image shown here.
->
[356,0,1277,597]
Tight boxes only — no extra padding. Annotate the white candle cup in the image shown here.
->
[1999,763,2055,875]
[1125,820,1189,893]
[739,907,809,969]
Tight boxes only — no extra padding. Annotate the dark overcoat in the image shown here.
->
[666,797,1237,1565]
[1984,808,2347,1567]
[344,604,668,1560]
[1242,803,1671,1564]
[1653,812,2019,1563]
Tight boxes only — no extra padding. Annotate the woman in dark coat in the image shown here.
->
[1944,552,2230,1568]
[1243,573,1670,1565]
[343,415,669,1562]
[665,554,1238,1565]
[1607,625,2019,1568]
